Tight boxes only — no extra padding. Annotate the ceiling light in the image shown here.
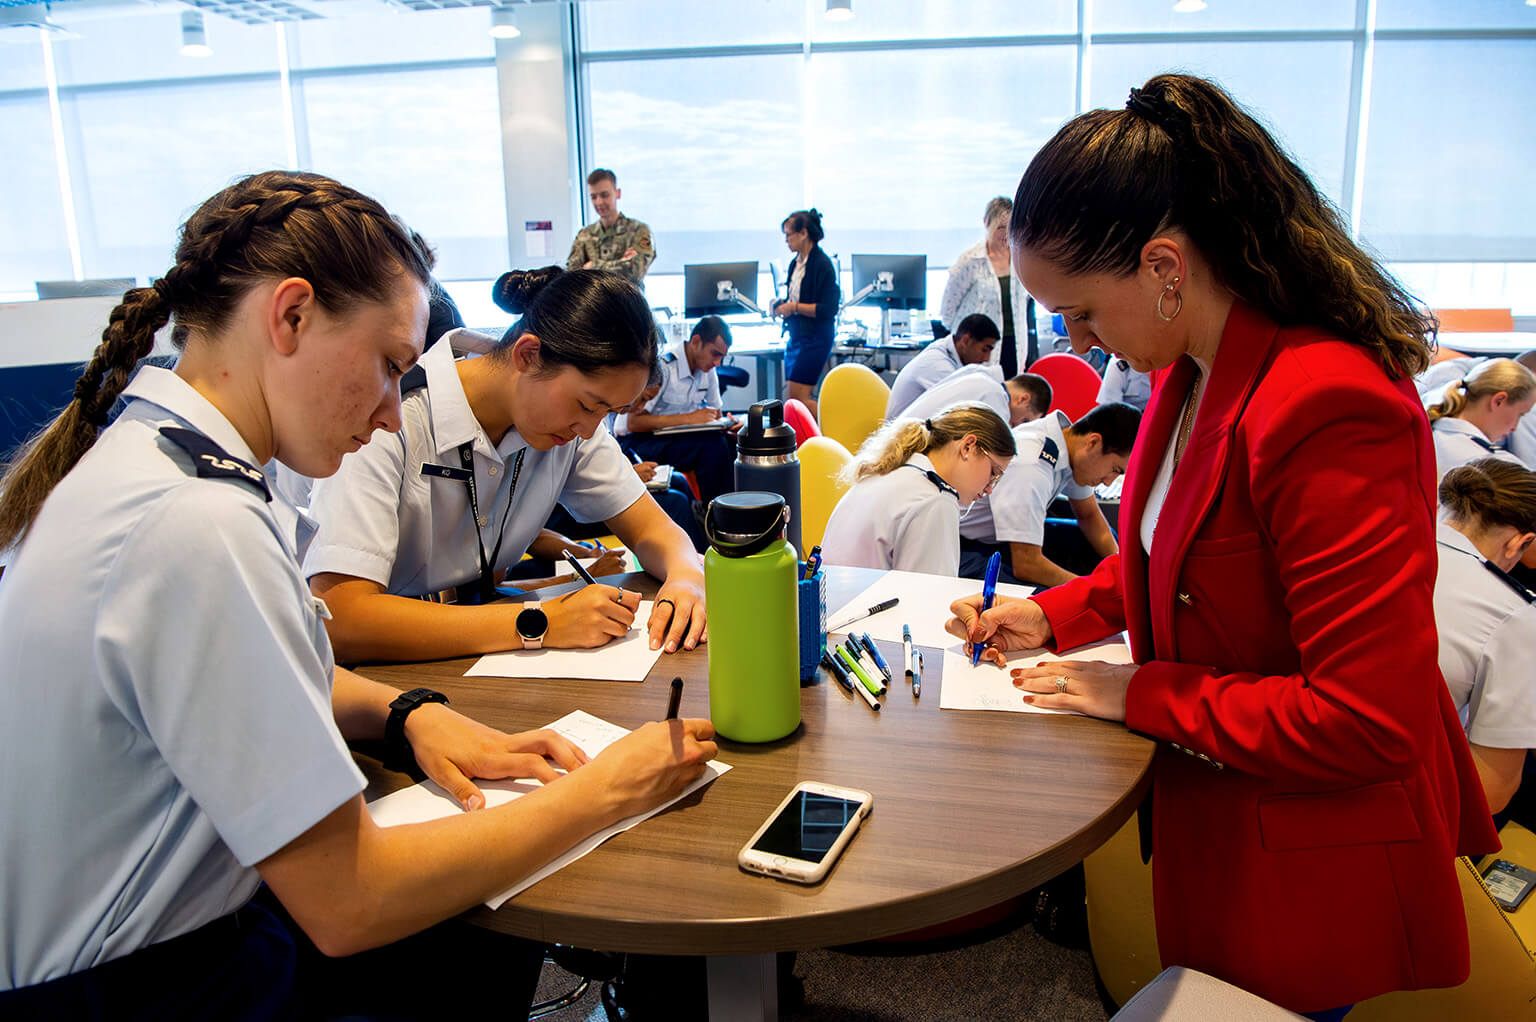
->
[180,11,211,57]
[1172,0,1208,11]
[490,5,520,39]
[826,0,853,21]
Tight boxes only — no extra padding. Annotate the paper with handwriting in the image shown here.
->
[939,636,1134,714]
[465,601,661,681]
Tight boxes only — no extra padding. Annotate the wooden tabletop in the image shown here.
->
[355,567,1154,956]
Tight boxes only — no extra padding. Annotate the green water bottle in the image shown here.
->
[704,491,802,743]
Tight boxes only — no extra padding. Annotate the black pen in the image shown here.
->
[561,548,600,586]
[820,652,854,693]
[665,676,684,719]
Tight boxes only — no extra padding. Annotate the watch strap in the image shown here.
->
[383,687,449,773]
[518,600,546,649]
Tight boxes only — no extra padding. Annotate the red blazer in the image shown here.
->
[1032,302,1498,1011]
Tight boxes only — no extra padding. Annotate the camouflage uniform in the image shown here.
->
[566,213,656,284]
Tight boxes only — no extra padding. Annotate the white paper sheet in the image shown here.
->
[552,548,642,577]
[367,710,731,908]
[826,570,1037,652]
[938,637,1134,714]
[464,600,663,681]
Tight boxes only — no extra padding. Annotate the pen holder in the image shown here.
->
[797,565,827,683]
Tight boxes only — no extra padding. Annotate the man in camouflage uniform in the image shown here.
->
[566,168,655,286]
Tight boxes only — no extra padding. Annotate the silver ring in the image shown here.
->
[1054,676,1068,694]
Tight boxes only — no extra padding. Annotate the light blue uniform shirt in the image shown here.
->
[899,363,1009,425]
[885,337,962,418]
[1434,522,1536,750]
[821,452,962,576]
[1431,415,1526,482]
[1097,359,1151,412]
[640,342,721,418]
[0,368,362,988]
[959,410,1092,545]
[303,340,645,595]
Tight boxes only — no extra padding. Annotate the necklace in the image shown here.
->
[1172,367,1203,472]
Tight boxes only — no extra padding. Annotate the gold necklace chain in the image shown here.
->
[1172,368,1203,472]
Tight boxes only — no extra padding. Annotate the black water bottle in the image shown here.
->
[733,400,802,556]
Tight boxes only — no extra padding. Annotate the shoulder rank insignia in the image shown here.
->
[661,350,677,363]
[903,464,958,497]
[1471,435,1498,453]
[158,427,271,502]
[1039,436,1060,467]
[1483,558,1536,604]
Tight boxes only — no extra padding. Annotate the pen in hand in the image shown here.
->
[665,676,684,720]
[561,548,600,587]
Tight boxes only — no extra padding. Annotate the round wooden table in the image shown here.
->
[357,567,1154,1020]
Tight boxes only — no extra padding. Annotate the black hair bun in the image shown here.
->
[492,265,564,314]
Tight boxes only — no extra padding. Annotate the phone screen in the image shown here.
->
[750,791,862,863]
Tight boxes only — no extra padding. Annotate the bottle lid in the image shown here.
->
[705,491,788,558]
[737,400,797,457]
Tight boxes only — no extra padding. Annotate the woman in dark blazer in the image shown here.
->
[772,208,840,417]
[947,74,1496,1018]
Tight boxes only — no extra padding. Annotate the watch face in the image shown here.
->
[516,607,549,640]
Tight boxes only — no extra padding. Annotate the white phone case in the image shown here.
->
[737,781,873,884]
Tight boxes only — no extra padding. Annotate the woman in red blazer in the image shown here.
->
[949,74,1498,1016]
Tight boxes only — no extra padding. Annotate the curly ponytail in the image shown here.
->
[845,402,1016,484]
[0,170,430,550]
[1013,73,1435,379]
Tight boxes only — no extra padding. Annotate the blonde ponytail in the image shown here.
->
[843,402,1015,484]
[1427,358,1536,423]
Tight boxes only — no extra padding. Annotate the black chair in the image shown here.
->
[717,364,749,392]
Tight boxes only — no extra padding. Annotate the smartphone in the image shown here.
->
[738,781,873,884]
[1483,858,1536,911]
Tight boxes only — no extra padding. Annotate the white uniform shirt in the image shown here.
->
[1415,356,1481,404]
[1431,415,1526,482]
[303,341,645,596]
[0,368,362,988]
[899,363,1009,425]
[938,240,1032,368]
[639,342,721,419]
[886,337,962,418]
[1509,409,1536,467]
[1097,358,1152,412]
[960,410,1091,545]
[820,452,962,575]
[1434,522,1536,750]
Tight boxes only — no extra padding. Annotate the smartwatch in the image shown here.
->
[516,600,549,649]
[383,687,449,773]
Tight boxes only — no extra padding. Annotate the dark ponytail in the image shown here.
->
[1440,458,1536,536]
[0,170,430,551]
[1012,72,1434,379]
[782,209,825,245]
[490,266,658,378]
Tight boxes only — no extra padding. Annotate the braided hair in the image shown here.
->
[0,170,431,550]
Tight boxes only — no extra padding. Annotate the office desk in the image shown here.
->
[357,567,1155,1021]
[1438,332,1536,357]
[725,324,787,404]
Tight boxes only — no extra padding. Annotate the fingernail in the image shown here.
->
[666,642,677,653]
[651,639,661,650]
[467,794,484,811]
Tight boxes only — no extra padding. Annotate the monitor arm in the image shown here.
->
[716,279,768,319]
[837,271,893,315]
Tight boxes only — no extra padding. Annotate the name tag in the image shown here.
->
[421,463,473,482]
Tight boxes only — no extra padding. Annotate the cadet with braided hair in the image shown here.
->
[0,172,716,1016]
[949,74,1496,1014]
[820,402,1016,576]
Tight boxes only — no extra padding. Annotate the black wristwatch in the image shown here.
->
[383,687,449,772]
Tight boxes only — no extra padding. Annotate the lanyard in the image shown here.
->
[454,442,525,604]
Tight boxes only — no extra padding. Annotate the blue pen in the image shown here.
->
[972,550,1002,666]
[859,632,893,682]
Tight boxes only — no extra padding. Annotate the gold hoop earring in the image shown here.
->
[1156,276,1182,322]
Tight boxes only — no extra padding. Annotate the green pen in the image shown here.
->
[836,644,883,698]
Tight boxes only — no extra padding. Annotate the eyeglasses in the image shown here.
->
[981,452,1007,490]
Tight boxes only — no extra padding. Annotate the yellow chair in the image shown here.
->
[817,363,890,457]
[1086,814,1536,1019]
[797,436,854,553]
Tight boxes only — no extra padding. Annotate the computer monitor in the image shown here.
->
[683,261,759,318]
[35,278,137,300]
[850,255,926,311]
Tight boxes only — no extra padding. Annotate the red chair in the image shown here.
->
[1027,352,1103,422]
[783,398,820,449]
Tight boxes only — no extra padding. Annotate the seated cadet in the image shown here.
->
[902,362,1051,428]
[1507,351,1536,467]
[1434,458,1536,815]
[304,266,708,664]
[885,313,1000,417]
[1425,357,1534,480]
[1096,356,1152,411]
[821,403,1016,576]
[618,315,739,503]
[958,402,1141,588]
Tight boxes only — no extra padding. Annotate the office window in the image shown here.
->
[810,0,1077,41]
[60,80,289,277]
[299,66,508,279]
[807,46,1078,268]
[580,0,804,52]
[0,92,73,293]
[1090,0,1355,34]
[0,32,47,90]
[1375,0,1536,31]
[1087,41,1354,208]
[1361,39,1536,261]
[48,12,280,86]
[286,7,493,68]
[584,54,804,271]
